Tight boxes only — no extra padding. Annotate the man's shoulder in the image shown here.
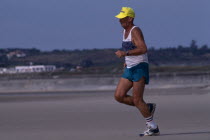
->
[133,26,142,31]
[132,26,143,35]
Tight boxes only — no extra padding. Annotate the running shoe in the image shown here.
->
[139,125,160,136]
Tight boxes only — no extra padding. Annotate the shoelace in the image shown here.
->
[143,123,152,134]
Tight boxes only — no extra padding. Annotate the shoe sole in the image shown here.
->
[139,132,160,137]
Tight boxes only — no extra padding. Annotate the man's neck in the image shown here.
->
[125,24,135,31]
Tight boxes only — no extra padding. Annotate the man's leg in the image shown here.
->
[114,78,134,106]
[132,77,151,117]
[115,78,156,109]
[133,77,159,136]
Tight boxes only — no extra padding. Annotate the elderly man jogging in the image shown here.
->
[114,7,160,136]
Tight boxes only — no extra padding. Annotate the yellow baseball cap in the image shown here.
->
[115,7,135,19]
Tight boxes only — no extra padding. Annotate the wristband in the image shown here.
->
[126,51,129,56]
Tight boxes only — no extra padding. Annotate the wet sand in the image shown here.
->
[0,87,210,140]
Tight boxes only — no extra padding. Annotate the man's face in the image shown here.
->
[119,17,132,29]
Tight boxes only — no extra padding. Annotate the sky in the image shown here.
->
[0,0,210,50]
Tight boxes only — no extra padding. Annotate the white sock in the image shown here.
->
[145,116,157,129]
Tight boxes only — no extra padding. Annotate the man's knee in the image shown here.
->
[114,93,125,103]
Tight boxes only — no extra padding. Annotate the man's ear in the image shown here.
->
[128,17,133,22]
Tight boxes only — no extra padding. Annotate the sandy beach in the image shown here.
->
[0,86,210,140]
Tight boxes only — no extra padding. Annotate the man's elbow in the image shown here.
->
[141,47,147,54]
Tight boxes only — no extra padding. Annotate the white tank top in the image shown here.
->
[122,26,148,68]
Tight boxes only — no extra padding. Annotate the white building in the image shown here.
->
[15,65,56,73]
[0,65,56,74]
[0,68,16,74]
[0,68,8,74]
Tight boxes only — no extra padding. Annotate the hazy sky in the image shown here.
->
[0,0,209,50]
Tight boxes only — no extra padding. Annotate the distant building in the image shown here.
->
[7,50,26,59]
[0,68,16,74]
[15,65,56,73]
[0,65,56,74]
[0,68,7,74]
[76,65,83,72]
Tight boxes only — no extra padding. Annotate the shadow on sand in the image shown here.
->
[160,131,210,136]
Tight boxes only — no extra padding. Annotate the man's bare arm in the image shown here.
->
[128,27,147,55]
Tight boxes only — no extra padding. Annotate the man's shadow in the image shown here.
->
[160,131,210,136]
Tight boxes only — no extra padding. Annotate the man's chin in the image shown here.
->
[121,25,126,28]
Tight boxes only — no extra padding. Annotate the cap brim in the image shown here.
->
[115,13,127,19]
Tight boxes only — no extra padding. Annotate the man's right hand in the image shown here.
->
[115,50,126,58]
[124,63,127,68]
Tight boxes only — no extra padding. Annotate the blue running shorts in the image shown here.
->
[122,62,149,84]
